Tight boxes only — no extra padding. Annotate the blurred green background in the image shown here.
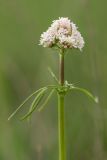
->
[0,0,107,160]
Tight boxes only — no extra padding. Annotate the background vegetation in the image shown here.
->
[0,0,107,160]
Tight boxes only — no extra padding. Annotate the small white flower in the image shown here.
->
[39,17,85,51]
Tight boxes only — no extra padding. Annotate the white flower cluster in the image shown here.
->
[40,17,84,51]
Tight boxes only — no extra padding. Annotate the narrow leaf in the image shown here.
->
[27,88,48,122]
[38,89,54,112]
[70,86,98,103]
[8,87,47,120]
[20,89,47,120]
[48,67,59,84]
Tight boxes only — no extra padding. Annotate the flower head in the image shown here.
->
[40,17,84,51]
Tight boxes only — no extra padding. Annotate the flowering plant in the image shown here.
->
[8,17,98,160]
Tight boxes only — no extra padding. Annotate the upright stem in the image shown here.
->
[58,94,65,160]
[58,52,66,160]
[59,53,64,85]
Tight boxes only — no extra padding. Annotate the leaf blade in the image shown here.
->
[70,86,98,103]
[48,67,59,84]
[20,89,47,120]
[38,89,54,112]
[8,87,47,120]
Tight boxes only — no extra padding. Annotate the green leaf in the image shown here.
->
[70,86,98,103]
[38,89,54,112]
[20,88,47,120]
[48,67,59,84]
[8,87,47,120]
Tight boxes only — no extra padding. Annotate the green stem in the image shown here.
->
[58,94,66,160]
[58,52,66,160]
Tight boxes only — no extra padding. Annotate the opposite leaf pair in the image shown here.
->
[8,81,98,121]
